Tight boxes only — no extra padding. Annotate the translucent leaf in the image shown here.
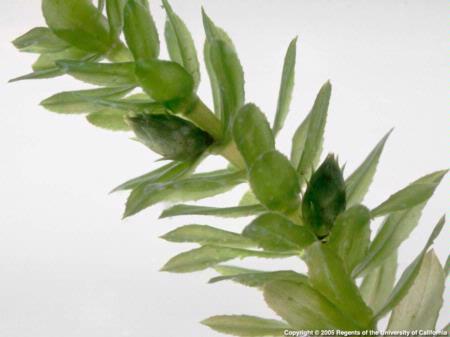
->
[10,48,95,82]
[161,224,255,248]
[112,160,197,192]
[97,0,106,12]
[202,315,290,337]
[273,37,297,136]
[161,245,294,273]
[202,9,244,134]
[12,27,69,53]
[304,242,373,329]
[124,170,246,217]
[86,109,130,131]
[41,86,134,113]
[249,150,300,214]
[203,25,236,117]
[106,0,127,39]
[445,254,450,277]
[213,265,260,276]
[296,81,331,184]
[79,97,163,114]
[160,204,265,219]
[387,250,444,330]
[123,0,159,61]
[360,251,398,313]
[9,68,64,82]
[345,130,392,207]
[354,206,423,278]
[135,59,194,102]
[209,270,307,289]
[328,205,371,273]
[290,114,310,168]
[42,0,112,53]
[32,48,94,71]
[263,280,359,330]
[243,212,315,252]
[370,170,447,218]
[57,60,136,86]
[354,171,448,277]
[239,190,258,206]
[375,216,445,320]
[163,0,200,89]
[233,103,275,167]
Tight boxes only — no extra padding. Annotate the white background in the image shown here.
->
[1,1,449,336]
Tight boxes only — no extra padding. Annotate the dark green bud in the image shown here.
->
[135,60,194,103]
[127,113,213,161]
[302,154,346,239]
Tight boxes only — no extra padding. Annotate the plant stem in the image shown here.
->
[186,98,245,169]
[220,142,246,169]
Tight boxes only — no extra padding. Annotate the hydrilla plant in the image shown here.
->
[12,0,449,335]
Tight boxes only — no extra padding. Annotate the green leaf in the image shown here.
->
[161,225,255,248]
[375,215,446,320]
[42,0,112,53]
[123,0,159,61]
[328,205,371,272]
[304,242,373,329]
[41,86,133,113]
[113,160,196,192]
[124,170,246,217]
[106,0,127,39]
[354,175,447,278]
[135,60,194,102]
[273,37,297,136]
[10,48,98,82]
[79,97,163,114]
[210,270,308,288]
[98,0,106,12]
[233,103,275,167]
[371,170,448,218]
[354,171,448,277]
[445,254,450,277]
[290,114,310,168]
[57,60,136,86]
[302,154,346,238]
[202,10,244,134]
[202,315,290,337]
[213,265,260,276]
[161,245,294,273]
[32,48,95,72]
[360,251,398,313]
[345,130,392,207]
[86,109,130,131]
[12,27,69,53]
[201,11,236,116]
[239,190,258,206]
[9,68,64,82]
[160,204,265,219]
[243,212,315,252]
[249,150,300,213]
[127,113,213,161]
[263,280,360,330]
[86,92,152,129]
[163,0,200,89]
[354,207,423,278]
[387,250,445,330]
[296,81,331,184]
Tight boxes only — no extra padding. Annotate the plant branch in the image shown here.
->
[184,98,245,169]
